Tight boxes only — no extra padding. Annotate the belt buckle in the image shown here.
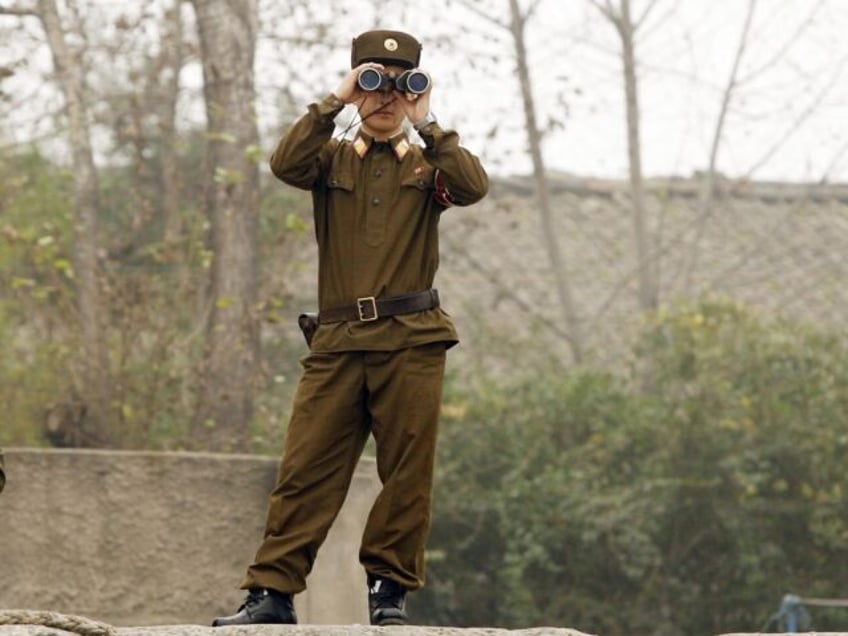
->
[357,296,378,322]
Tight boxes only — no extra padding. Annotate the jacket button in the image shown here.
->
[372,197,381,205]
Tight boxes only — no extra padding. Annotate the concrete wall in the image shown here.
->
[0,448,380,626]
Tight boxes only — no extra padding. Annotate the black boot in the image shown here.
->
[368,575,408,626]
[212,588,297,626]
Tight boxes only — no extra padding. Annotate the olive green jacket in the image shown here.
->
[270,94,489,353]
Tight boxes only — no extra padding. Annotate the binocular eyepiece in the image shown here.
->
[357,68,431,95]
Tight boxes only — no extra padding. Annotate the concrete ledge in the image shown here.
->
[3,622,847,636]
[0,624,596,636]
[0,448,380,625]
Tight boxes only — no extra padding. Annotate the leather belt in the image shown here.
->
[319,289,440,324]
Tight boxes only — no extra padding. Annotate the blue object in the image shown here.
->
[763,594,812,633]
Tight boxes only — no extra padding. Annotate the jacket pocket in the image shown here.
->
[326,170,354,191]
[401,165,436,191]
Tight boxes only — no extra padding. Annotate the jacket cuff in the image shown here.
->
[309,93,346,122]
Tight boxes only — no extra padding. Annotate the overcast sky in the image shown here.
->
[419,0,848,183]
[2,0,846,183]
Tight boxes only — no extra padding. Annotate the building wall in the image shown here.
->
[0,448,380,626]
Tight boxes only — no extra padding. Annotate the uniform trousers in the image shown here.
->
[241,342,447,593]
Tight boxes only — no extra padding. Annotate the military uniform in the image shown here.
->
[218,29,487,626]
[241,95,486,594]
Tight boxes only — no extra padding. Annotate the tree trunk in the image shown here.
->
[190,0,261,451]
[508,0,584,364]
[159,0,185,246]
[616,0,658,312]
[37,0,112,445]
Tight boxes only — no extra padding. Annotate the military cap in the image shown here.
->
[351,29,421,69]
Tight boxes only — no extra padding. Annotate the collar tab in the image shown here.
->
[352,130,410,160]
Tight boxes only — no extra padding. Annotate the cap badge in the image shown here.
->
[384,38,398,51]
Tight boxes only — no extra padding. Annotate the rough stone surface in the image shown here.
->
[5,626,848,636]
[0,626,596,636]
[0,449,380,626]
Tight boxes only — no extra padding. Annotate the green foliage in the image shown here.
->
[419,298,848,635]
[0,141,310,451]
[0,149,78,445]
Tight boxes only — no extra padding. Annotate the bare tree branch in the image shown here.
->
[743,49,848,180]
[737,0,826,84]
[706,0,758,195]
[443,234,572,343]
[595,0,659,312]
[683,0,758,290]
[633,0,662,31]
[0,3,37,16]
[451,0,509,30]
[525,0,544,21]
[819,141,848,184]
[588,0,616,24]
[507,0,585,361]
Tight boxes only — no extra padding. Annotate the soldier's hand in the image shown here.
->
[397,71,432,126]
[334,63,383,104]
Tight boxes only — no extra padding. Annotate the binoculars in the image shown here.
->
[357,68,431,95]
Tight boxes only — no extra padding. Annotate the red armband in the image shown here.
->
[433,169,455,208]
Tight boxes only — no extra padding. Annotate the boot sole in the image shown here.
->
[374,616,407,626]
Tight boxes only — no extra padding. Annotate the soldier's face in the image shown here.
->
[359,65,406,138]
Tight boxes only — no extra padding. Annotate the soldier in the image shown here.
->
[212,29,487,627]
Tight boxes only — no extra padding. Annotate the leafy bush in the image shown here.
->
[420,298,848,636]
[0,149,77,445]
[0,145,312,451]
